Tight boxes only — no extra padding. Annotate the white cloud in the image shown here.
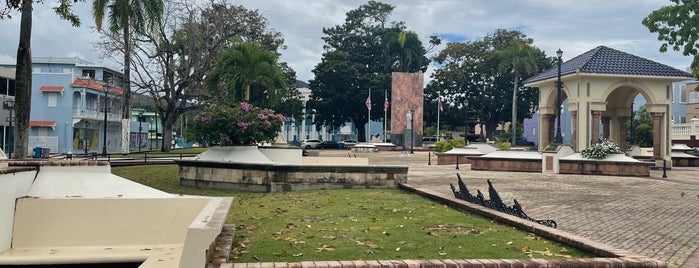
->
[0,0,691,82]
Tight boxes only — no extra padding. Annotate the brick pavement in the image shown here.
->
[319,150,699,268]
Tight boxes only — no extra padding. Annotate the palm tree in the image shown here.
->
[93,0,163,152]
[205,42,286,104]
[9,0,80,158]
[383,30,428,73]
[497,39,538,146]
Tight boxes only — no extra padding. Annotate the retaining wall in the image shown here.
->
[177,160,408,192]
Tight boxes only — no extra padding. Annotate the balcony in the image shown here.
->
[671,118,699,140]
[73,108,123,121]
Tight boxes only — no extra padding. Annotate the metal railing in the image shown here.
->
[72,108,123,121]
[671,118,699,140]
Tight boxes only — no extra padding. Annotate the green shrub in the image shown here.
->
[433,139,465,153]
[495,141,511,150]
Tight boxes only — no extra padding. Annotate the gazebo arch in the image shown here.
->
[524,46,693,167]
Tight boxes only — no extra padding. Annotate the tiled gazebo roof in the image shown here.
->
[523,46,693,85]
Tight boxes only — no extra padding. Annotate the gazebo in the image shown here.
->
[524,46,694,167]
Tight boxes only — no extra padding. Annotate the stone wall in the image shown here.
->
[436,154,473,165]
[559,160,653,177]
[177,160,408,192]
[469,157,542,172]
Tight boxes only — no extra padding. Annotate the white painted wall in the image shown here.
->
[0,171,37,253]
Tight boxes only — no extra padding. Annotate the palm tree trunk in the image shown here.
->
[13,0,32,159]
[511,72,518,146]
[121,23,132,154]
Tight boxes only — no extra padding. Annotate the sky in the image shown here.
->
[0,0,692,84]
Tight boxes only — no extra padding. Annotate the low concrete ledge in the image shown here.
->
[559,159,653,177]
[6,160,109,167]
[351,144,379,153]
[180,197,234,268]
[177,160,408,192]
[470,156,542,172]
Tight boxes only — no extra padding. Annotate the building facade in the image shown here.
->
[0,57,125,155]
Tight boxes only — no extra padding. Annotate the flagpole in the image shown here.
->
[367,88,371,142]
[383,89,387,143]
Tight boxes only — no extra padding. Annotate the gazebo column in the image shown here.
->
[591,111,604,144]
[651,112,665,160]
[601,116,610,140]
[618,116,628,152]
[570,111,577,151]
[540,114,554,147]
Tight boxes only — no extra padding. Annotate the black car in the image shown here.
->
[317,140,340,149]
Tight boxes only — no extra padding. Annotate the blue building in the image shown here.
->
[0,68,16,156]
[0,57,125,155]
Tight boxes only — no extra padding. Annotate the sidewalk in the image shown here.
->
[318,150,699,268]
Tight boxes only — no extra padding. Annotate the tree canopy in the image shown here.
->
[642,0,699,77]
[309,1,432,142]
[425,29,550,141]
[108,0,298,151]
[205,41,286,104]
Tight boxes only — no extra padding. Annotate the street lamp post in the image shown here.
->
[4,99,14,159]
[554,48,564,144]
[101,84,109,157]
[138,112,144,151]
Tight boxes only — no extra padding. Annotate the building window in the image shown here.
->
[680,88,687,103]
[82,69,95,79]
[48,93,58,107]
[690,91,699,104]
[33,67,41,73]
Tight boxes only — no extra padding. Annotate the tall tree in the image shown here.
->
[497,38,539,145]
[93,0,164,153]
[111,0,287,152]
[427,29,549,141]
[3,0,80,158]
[205,41,286,103]
[309,1,430,142]
[642,0,699,77]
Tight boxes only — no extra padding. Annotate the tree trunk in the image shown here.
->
[511,72,519,146]
[159,105,182,152]
[13,0,32,159]
[160,117,174,152]
[121,22,132,154]
[486,122,498,141]
[357,123,366,143]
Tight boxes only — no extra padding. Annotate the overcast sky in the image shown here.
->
[0,0,691,83]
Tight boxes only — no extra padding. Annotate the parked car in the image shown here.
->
[340,140,358,148]
[317,140,340,149]
[301,139,321,149]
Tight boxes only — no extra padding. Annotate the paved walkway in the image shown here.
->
[319,150,699,268]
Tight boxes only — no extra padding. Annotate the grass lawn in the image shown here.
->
[112,164,592,262]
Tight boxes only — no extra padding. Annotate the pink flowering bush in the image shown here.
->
[190,102,284,145]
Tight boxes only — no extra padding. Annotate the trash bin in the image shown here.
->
[41,148,50,158]
[32,147,42,159]
[338,143,344,149]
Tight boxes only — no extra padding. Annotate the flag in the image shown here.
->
[365,96,371,110]
[384,97,389,112]
[439,98,443,111]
